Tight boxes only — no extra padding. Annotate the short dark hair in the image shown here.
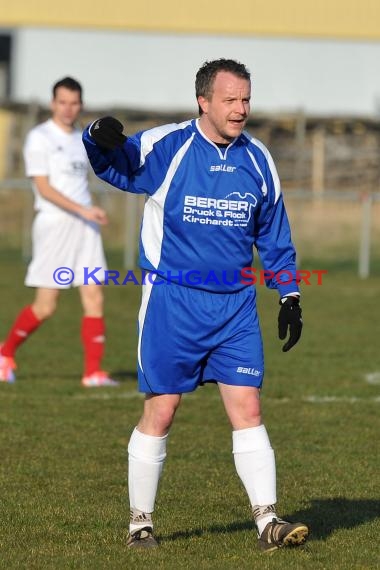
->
[195,59,250,115]
[52,77,83,102]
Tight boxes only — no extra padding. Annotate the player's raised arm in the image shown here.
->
[83,116,139,192]
[83,117,182,196]
[89,116,127,150]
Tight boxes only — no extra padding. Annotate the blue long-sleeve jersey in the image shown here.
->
[83,119,299,295]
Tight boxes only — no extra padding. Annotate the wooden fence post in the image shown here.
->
[358,192,372,279]
[312,126,325,197]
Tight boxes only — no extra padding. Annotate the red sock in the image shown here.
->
[81,316,105,376]
[1,305,42,357]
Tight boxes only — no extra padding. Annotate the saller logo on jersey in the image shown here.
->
[210,165,236,172]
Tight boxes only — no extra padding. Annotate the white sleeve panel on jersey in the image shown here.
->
[244,133,282,204]
[245,148,268,197]
[139,120,193,167]
[23,130,50,177]
[141,133,195,268]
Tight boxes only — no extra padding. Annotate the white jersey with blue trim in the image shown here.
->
[83,118,298,295]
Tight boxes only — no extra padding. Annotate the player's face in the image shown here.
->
[51,87,82,131]
[198,71,251,143]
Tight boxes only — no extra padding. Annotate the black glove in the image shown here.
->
[89,116,126,150]
[278,296,303,352]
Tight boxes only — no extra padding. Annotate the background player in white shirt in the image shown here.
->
[0,77,117,387]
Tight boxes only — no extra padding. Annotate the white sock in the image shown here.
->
[128,427,168,530]
[232,425,277,517]
[252,504,278,535]
[129,508,153,533]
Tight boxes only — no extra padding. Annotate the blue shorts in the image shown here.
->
[137,279,264,394]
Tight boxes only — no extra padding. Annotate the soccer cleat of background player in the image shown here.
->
[0,345,16,383]
[81,370,119,387]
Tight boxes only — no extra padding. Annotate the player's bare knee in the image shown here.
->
[229,411,262,430]
[139,396,180,434]
[32,301,57,320]
[80,285,104,316]
[227,400,262,430]
[148,407,177,433]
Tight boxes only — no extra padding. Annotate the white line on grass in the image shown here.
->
[364,371,380,385]
[73,392,380,403]
[304,395,380,403]
[74,391,145,400]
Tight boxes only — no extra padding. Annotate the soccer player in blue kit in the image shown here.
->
[83,59,309,552]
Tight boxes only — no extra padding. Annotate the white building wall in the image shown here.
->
[11,27,380,116]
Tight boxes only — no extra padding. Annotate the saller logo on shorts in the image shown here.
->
[236,367,261,376]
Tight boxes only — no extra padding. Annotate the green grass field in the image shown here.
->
[0,249,379,569]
